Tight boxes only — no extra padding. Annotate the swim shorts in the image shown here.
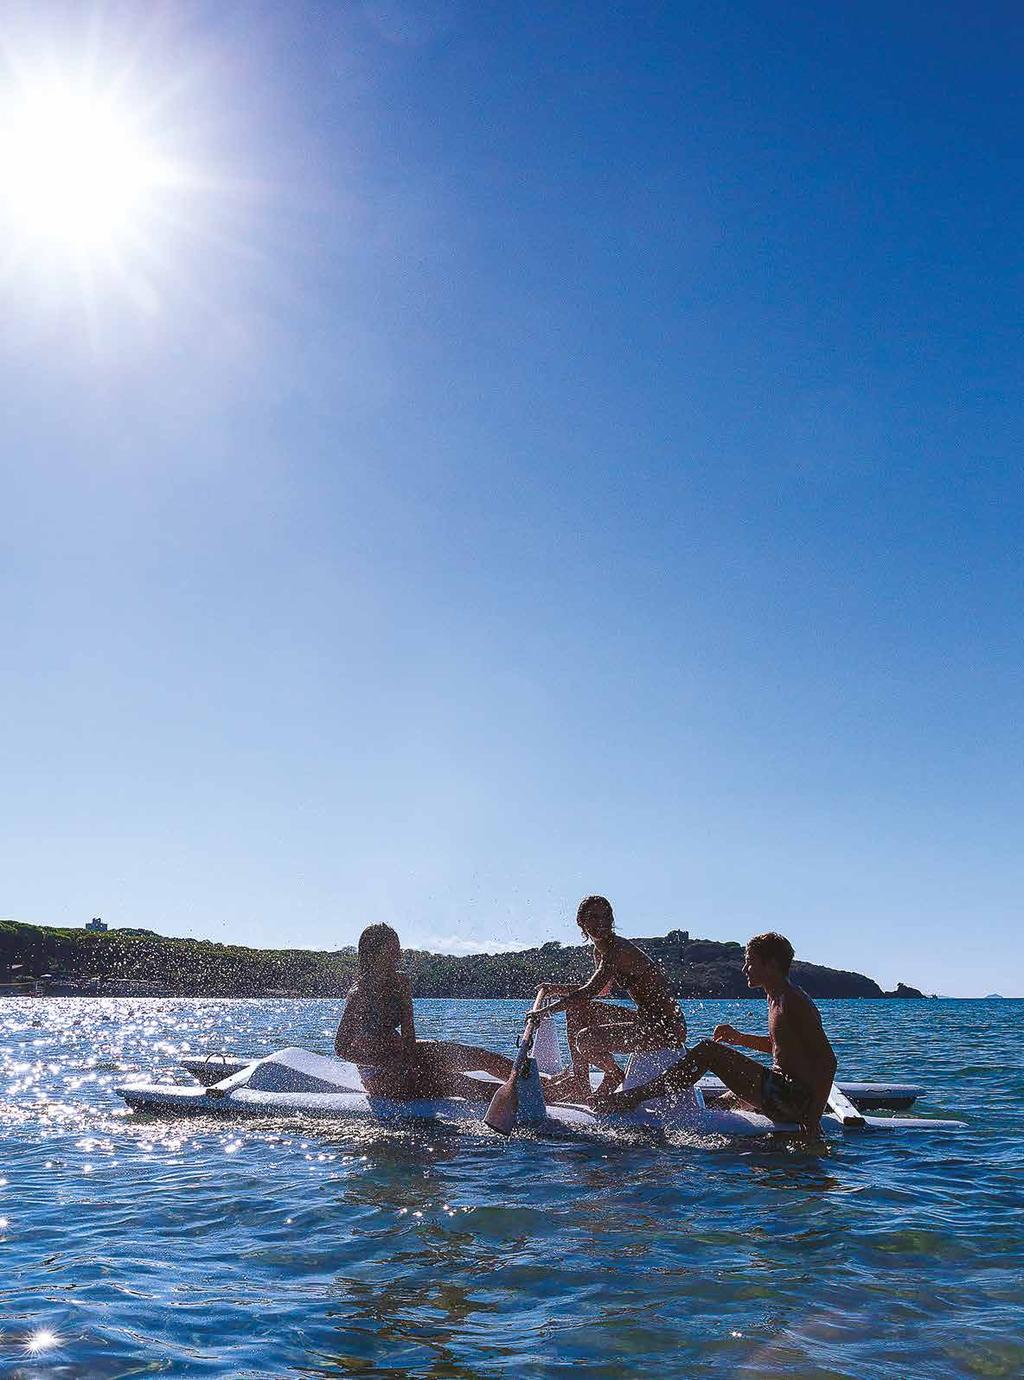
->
[760,1068,814,1123]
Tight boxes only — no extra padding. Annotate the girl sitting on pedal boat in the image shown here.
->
[529,895,688,1103]
[335,923,514,1100]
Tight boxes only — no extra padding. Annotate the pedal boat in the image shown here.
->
[118,1046,965,1136]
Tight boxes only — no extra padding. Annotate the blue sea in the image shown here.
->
[1,997,1020,1378]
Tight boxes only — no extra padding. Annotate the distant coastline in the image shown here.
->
[1,919,926,1000]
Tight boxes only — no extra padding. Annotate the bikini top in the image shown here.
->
[352,978,404,1041]
[598,941,679,1018]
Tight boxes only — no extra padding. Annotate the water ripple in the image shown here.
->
[1,996,1020,1377]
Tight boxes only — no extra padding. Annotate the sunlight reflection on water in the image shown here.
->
[0,996,1021,1377]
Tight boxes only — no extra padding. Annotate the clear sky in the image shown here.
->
[1,2,1020,996]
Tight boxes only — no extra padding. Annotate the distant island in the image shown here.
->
[0,919,925,1000]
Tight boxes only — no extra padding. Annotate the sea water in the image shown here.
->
[0,997,1020,1378]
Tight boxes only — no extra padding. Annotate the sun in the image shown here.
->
[0,75,173,261]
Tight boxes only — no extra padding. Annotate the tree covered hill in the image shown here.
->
[0,920,922,998]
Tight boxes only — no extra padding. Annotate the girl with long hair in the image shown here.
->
[334,923,513,1099]
[531,895,687,1102]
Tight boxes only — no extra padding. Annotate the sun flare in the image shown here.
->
[0,76,173,260]
[25,1328,60,1355]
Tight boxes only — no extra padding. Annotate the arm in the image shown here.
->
[530,957,615,1020]
[334,991,363,1059]
[795,1010,837,1130]
[397,974,416,1055]
[796,1055,834,1133]
[772,993,838,1131]
[712,1023,773,1055]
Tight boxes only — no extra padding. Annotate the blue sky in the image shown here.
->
[1,2,1020,996]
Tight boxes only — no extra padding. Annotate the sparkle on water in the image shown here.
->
[1,995,1021,1377]
[26,1328,60,1354]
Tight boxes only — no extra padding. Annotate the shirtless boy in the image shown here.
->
[526,895,687,1103]
[594,931,837,1132]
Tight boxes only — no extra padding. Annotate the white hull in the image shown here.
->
[179,1055,924,1111]
[120,1048,964,1137]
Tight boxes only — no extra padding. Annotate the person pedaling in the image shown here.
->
[525,895,688,1104]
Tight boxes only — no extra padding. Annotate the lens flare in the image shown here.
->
[0,79,173,255]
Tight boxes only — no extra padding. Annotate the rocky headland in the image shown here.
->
[0,920,924,999]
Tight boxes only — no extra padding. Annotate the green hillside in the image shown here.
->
[0,920,922,999]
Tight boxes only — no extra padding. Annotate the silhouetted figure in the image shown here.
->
[335,924,513,1100]
[595,932,837,1133]
[527,896,687,1103]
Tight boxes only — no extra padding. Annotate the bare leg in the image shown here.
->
[544,999,609,1101]
[563,999,611,1082]
[577,1020,638,1096]
[577,1012,689,1097]
[595,1040,765,1113]
[415,1040,513,1094]
[366,1041,511,1100]
[434,1041,513,1080]
[544,1001,634,1102]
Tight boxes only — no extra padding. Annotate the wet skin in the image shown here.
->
[594,946,837,1131]
[527,913,686,1103]
[335,935,513,1099]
